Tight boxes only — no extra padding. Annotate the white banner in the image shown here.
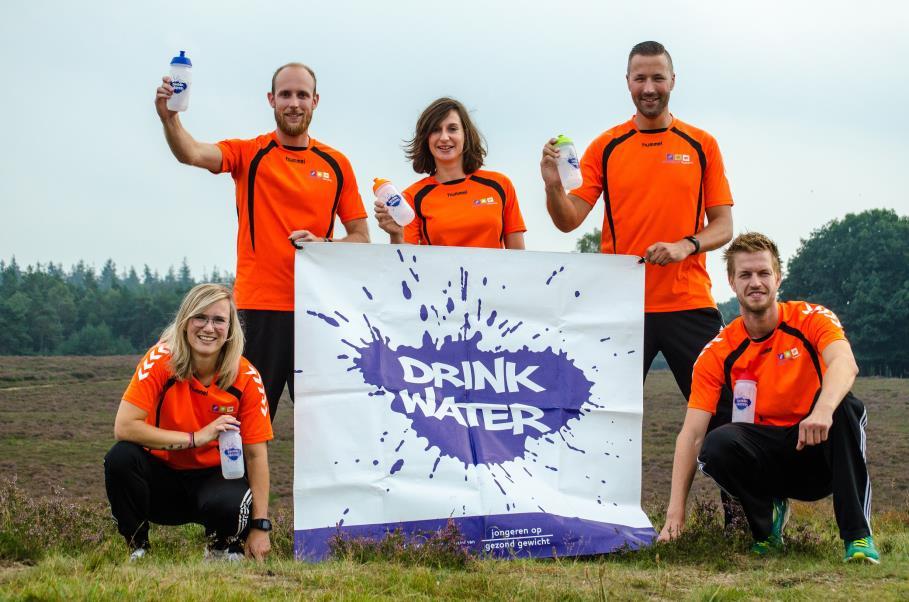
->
[293,243,655,559]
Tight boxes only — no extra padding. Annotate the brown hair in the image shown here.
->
[627,41,674,74]
[723,232,782,279]
[271,62,317,94]
[160,283,244,390]
[404,97,487,176]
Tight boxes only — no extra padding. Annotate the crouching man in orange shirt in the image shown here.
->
[658,233,879,564]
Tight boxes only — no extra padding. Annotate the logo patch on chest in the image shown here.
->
[473,197,497,206]
[777,347,800,362]
[309,170,332,182]
[211,404,236,414]
[663,153,692,165]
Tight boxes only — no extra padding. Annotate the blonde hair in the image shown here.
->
[160,283,244,389]
[723,232,782,279]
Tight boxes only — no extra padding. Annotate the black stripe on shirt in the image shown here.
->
[723,338,752,393]
[154,376,178,428]
[310,146,344,239]
[778,322,823,384]
[413,184,437,245]
[669,127,707,235]
[247,141,279,252]
[601,130,637,254]
[469,174,508,245]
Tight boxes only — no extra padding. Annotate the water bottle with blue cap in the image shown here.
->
[167,51,193,112]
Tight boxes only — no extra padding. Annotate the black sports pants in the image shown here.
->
[698,393,872,542]
[104,441,252,548]
[239,309,294,421]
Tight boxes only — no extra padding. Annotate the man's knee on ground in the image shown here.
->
[698,424,742,471]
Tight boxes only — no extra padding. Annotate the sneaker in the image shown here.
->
[128,546,149,562]
[750,538,782,556]
[204,543,244,562]
[844,536,880,564]
[751,498,789,556]
[770,498,790,546]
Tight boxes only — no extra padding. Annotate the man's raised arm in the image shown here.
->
[155,76,223,172]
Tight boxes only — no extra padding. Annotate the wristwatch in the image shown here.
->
[250,518,272,532]
[684,235,701,254]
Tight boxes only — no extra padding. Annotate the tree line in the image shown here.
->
[2,209,906,375]
[0,259,232,356]
[576,209,908,377]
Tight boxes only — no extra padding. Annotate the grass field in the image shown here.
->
[1,356,907,600]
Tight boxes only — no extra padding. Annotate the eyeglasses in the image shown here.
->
[190,314,229,329]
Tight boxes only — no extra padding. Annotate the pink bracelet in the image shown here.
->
[189,432,195,449]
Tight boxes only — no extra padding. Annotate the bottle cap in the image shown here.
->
[733,366,757,382]
[372,178,391,194]
[170,50,192,67]
[555,134,573,145]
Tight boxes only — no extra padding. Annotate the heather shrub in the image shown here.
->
[0,477,113,561]
[328,518,473,569]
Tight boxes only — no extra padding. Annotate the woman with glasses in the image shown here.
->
[374,97,526,249]
[103,283,274,561]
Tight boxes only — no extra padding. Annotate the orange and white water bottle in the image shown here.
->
[373,178,415,227]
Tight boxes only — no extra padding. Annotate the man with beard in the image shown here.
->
[155,63,369,420]
[540,41,733,410]
[658,232,879,563]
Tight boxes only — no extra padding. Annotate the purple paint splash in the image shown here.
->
[307,310,340,327]
[351,327,594,466]
[545,266,565,285]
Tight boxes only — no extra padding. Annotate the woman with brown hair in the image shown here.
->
[103,283,274,561]
[375,97,526,249]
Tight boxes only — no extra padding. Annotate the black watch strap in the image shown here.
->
[250,518,272,532]
[684,235,701,254]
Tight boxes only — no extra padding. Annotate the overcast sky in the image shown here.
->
[2,0,907,301]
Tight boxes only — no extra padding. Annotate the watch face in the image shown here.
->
[252,518,272,531]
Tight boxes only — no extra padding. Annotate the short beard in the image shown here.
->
[634,94,670,119]
[740,291,775,315]
[274,109,311,138]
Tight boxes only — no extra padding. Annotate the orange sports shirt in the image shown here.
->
[217,133,367,311]
[689,301,848,427]
[402,170,526,248]
[122,343,274,470]
[572,117,733,312]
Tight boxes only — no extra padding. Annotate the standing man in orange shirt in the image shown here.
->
[540,41,733,414]
[658,233,879,564]
[155,63,369,420]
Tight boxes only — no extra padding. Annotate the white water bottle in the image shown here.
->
[166,50,192,112]
[554,134,583,190]
[373,178,415,226]
[219,429,245,479]
[732,370,757,424]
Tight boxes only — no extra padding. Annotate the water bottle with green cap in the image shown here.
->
[555,134,582,190]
